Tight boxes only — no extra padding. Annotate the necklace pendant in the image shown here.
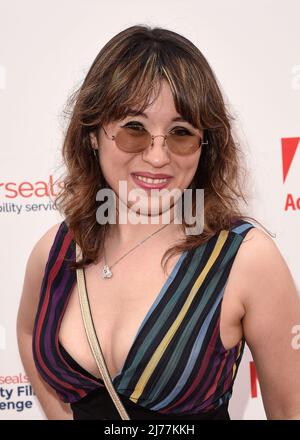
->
[102,264,112,279]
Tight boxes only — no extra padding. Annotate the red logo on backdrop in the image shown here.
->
[281,137,300,211]
[281,137,300,183]
[250,361,258,398]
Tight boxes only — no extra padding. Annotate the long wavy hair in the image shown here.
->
[53,24,273,272]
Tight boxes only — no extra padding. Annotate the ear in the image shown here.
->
[89,132,99,150]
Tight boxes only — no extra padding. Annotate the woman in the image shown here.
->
[17,25,300,420]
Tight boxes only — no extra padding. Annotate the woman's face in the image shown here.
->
[90,79,203,218]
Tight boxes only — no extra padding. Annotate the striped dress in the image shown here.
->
[32,219,255,419]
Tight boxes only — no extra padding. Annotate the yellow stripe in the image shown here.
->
[232,363,237,378]
[232,340,243,379]
[130,230,229,401]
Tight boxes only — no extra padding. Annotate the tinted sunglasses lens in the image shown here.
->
[167,133,201,155]
[115,127,150,153]
[114,127,201,155]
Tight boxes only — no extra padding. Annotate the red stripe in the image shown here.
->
[162,312,222,413]
[34,231,85,397]
[202,351,229,400]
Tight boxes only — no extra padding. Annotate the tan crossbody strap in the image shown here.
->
[75,243,130,420]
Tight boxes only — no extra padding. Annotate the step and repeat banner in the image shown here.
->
[0,0,299,420]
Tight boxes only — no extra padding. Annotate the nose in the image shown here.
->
[142,135,171,166]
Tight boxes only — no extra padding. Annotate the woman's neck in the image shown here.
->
[105,206,184,248]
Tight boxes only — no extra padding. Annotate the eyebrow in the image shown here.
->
[126,108,189,123]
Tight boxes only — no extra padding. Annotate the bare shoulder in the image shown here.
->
[235,226,293,300]
[235,227,300,419]
[235,226,299,340]
[218,227,279,342]
[17,221,63,334]
[24,222,63,277]
[30,222,63,263]
[240,225,277,248]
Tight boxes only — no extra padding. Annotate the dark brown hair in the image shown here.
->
[53,24,274,272]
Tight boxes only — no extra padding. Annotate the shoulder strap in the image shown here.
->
[75,243,130,420]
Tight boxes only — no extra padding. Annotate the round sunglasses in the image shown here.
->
[101,123,208,156]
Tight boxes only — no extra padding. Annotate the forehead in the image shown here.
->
[125,108,189,123]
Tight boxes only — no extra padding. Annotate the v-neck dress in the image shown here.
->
[32,219,255,420]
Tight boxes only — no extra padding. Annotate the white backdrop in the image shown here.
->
[0,0,299,420]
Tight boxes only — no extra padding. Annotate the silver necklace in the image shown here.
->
[101,223,171,279]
